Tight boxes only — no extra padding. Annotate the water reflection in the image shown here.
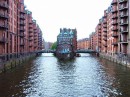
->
[99,58,130,96]
[0,53,130,96]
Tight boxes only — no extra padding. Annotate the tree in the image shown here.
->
[51,42,57,50]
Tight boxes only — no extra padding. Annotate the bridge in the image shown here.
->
[36,49,97,54]
[36,50,56,53]
[75,49,97,53]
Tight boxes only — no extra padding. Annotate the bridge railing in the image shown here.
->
[36,50,56,53]
[35,49,97,53]
[75,49,97,53]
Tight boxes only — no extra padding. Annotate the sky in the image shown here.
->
[24,0,111,42]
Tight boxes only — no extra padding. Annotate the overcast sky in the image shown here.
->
[24,0,111,42]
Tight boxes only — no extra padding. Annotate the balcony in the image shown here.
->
[20,28,24,32]
[29,22,33,24]
[119,5,128,11]
[98,26,101,30]
[112,14,118,19]
[20,22,25,26]
[120,28,128,33]
[29,44,33,47]
[103,44,107,47]
[112,42,118,46]
[103,25,107,28]
[0,37,7,43]
[120,20,128,26]
[20,10,26,14]
[112,7,118,13]
[120,12,128,18]
[34,38,37,41]
[0,13,8,19]
[111,0,117,5]
[112,27,118,31]
[112,9,118,13]
[103,37,107,41]
[34,31,37,33]
[34,27,37,30]
[29,33,33,37]
[20,42,24,46]
[34,34,37,37]
[29,25,33,28]
[0,2,8,9]
[29,38,33,41]
[98,37,101,40]
[112,33,118,37]
[29,29,33,33]
[120,39,128,44]
[19,33,25,37]
[112,21,118,25]
[34,45,37,48]
[103,33,107,37]
[98,29,101,33]
[0,24,8,29]
[103,28,107,32]
[119,0,127,4]
[98,33,101,36]
[34,41,37,44]
[20,15,25,20]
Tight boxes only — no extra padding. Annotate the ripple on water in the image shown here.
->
[0,53,129,96]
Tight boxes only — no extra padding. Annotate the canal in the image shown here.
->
[0,53,130,97]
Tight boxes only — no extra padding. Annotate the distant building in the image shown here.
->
[56,28,77,59]
[44,42,53,50]
[90,32,97,51]
[42,39,45,49]
[77,38,90,50]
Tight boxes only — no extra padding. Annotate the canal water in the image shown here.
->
[0,53,130,97]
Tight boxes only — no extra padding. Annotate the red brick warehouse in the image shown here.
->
[0,0,43,63]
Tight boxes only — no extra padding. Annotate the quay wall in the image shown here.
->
[0,52,41,73]
[99,53,130,68]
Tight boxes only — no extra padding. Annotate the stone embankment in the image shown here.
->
[0,52,40,73]
[100,53,130,68]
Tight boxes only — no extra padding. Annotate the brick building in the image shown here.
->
[56,28,77,59]
[0,0,43,63]
[119,0,129,55]
[89,0,130,57]
[95,21,102,52]
[89,32,98,51]
[77,38,90,50]
[111,0,119,55]
[44,42,53,50]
